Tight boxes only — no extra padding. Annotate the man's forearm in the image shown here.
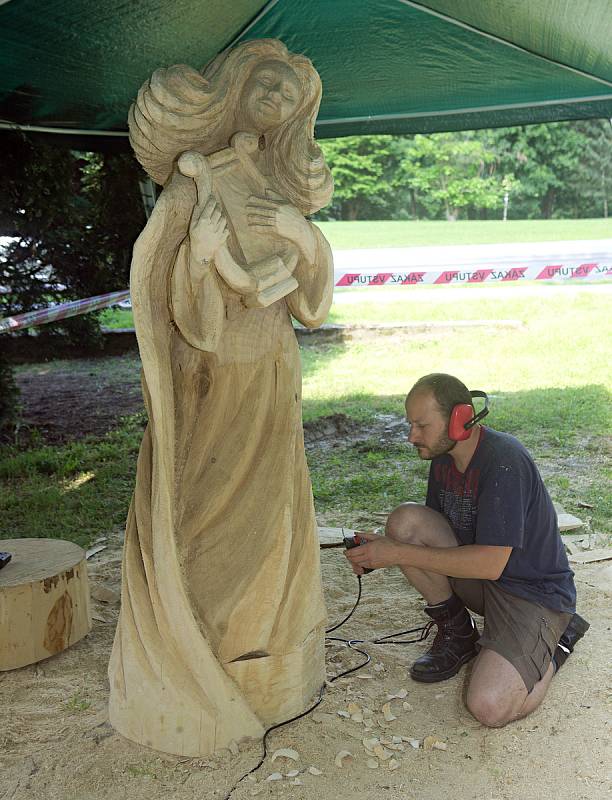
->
[395,542,511,581]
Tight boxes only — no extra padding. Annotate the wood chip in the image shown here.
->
[91,584,120,604]
[337,710,350,718]
[557,512,584,531]
[381,703,397,722]
[569,548,612,564]
[373,744,393,761]
[271,748,299,762]
[85,544,108,559]
[423,736,447,751]
[335,750,354,767]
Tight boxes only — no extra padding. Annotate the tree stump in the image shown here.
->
[0,538,92,671]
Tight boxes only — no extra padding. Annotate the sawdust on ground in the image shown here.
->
[3,358,611,799]
[1,524,610,800]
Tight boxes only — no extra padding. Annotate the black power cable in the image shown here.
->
[224,573,433,798]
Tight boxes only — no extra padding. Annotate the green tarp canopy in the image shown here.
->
[1,0,611,149]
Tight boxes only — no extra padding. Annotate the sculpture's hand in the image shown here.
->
[189,196,229,265]
[246,192,316,263]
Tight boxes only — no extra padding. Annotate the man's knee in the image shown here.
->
[466,690,513,728]
[385,502,455,547]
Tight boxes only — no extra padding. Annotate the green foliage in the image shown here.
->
[0,350,20,434]
[573,119,612,218]
[318,135,402,219]
[488,122,591,219]
[398,133,509,220]
[0,132,145,344]
[0,135,146,427]
[314,120,611,220]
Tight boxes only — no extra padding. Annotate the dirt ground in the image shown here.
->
[2,359,611,800]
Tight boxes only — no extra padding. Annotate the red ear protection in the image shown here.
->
[448,404,474,441]
[448,390,490,441]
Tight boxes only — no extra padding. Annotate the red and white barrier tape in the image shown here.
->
[334,262,612,287]
[0,289,130,333]
[1,261,609,334]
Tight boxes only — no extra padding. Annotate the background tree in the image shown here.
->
[573,119,612,218]
[0,133,145,341]
[484,123,590,219]
[317,135,402,220]
[0,132,146,430]
[398,133,510,221]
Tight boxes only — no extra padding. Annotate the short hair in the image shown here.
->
[407,373,472,420]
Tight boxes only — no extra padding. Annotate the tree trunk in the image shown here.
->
[0,538,91,671]
[540,188,556,219]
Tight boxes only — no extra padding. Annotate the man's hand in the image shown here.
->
[345,532,512,581]
[344,532,403,575]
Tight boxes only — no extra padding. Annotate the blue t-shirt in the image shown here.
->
[426,427,576,614]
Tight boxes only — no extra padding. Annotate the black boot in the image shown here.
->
[553,612,590,673]
[410,593,479,683]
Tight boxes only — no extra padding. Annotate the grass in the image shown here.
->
[2,286,610,544]
[99,307,133,329]
[99,217,611,331]
[316,218,612,249]
[0,415,144,547]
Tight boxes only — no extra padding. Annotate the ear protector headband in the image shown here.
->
[448,390,489,441]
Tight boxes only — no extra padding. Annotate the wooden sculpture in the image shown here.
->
[108,39,334,757]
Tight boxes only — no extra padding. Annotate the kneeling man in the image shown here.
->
[346,373,588,728]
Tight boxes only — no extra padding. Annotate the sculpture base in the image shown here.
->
[109,626,325,757]
[225,625,325,727]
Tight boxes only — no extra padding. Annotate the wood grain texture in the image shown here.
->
[108,39,335,757]
[0,538,91,671]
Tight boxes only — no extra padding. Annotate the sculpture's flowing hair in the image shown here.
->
[129,39,333,215]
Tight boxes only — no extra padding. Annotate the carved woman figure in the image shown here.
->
[108,39,334,757]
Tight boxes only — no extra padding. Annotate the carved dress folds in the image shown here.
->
[108,140,333,755]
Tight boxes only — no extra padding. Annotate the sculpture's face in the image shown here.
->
[241,59,302,132]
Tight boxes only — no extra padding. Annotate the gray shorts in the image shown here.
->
[450,577,572,693]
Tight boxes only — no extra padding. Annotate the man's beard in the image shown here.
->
[413,432,456,460]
